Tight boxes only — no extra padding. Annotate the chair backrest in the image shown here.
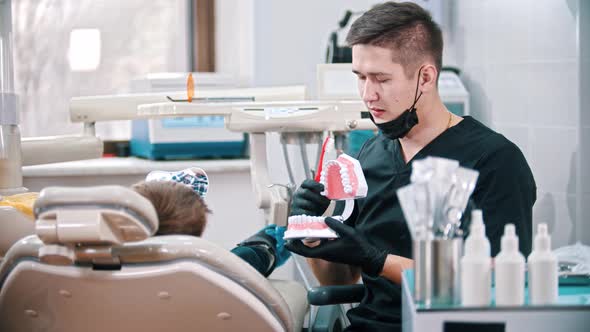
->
[0,186,297,331]
[0,235,297,332]
[0,205,35,260]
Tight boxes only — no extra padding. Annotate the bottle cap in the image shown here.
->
[470,209,485,236]
[465,210,490,256]
[501,224,519,252]
[534,223,551,251]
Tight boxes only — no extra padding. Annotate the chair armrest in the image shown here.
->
[307,284,365,306]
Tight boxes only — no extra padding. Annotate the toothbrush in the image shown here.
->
[314,136,334,182]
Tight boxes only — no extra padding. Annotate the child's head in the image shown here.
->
[132,180,210,237]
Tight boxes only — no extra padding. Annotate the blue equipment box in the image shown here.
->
[130,116,246,160]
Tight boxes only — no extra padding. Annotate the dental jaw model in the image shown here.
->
[320,154,367,200]
[284,153,367,240]
[285,216,340,239]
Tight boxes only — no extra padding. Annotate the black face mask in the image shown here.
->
[369,68,423,140]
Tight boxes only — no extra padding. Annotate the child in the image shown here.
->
[132,168,290,277]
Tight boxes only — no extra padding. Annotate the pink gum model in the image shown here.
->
[320,154,367,200]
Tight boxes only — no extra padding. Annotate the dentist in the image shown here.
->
[286,2,536,331]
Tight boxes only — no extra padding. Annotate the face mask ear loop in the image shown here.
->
[410,67,424,111]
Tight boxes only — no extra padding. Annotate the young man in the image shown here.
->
[286,2,536,331]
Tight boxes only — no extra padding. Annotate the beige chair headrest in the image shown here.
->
[33,186,158,246]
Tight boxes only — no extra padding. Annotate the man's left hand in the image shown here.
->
[285,217,388,277]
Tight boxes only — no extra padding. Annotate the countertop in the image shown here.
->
[22,157,251,177]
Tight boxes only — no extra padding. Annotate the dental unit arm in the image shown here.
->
[0,0,102,197]
[0,0,24,195]
[68,96,374,227]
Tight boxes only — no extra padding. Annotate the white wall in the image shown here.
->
[215,0,255,86]
[251,0,376,94]
[452,0,587,247]
[579,0,590,246]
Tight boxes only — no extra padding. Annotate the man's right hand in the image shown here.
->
[290,179,331,216]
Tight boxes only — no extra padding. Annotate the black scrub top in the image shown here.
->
[343,116,536,332]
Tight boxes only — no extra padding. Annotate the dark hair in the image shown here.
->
[132,181,211,237]
[346,1,443,79]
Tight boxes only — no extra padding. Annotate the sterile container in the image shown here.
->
[431,237,463,305]
[413,233,463,306]
[413,230,432,305]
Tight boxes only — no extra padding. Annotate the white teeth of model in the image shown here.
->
[344,185,353,193]
[341,175,351,188]
[341,173,350,183]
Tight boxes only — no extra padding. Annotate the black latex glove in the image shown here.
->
[290,179,331,217]
[285,217,388,277]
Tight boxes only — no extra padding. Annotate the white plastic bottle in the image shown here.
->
[461,210,491,306]
[528,223,558,305]
[495,224,525,306]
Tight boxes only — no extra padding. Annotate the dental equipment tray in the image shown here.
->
[130,117,247,160]
[401,270,590,332]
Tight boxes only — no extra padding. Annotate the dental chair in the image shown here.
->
[0,185,308,332]
[0,204,35,263]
